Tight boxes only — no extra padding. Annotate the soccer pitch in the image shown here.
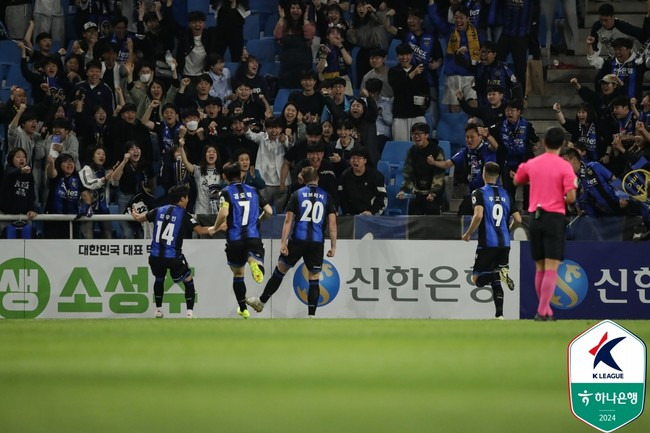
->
[0,319,648,433]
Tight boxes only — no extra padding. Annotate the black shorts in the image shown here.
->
[225,238,265,267]
[529,211,566,261]
[280,240,324,273]
[473,247,510,274]
[149,255,191,282]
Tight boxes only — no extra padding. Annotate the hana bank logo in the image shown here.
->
[292,259,340,307]
[551,260,589,310]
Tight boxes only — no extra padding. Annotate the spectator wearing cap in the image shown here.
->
[398,122,446,215]
[321,77,354,126]
[18,42,70,105]
[473,41,522,107]
[72,59,115,123]
[346,1,392,88]
[8,103,46,207]
[136,2,175,64]
[428,1,480,113]
[590,37,650,102]
[172,10,218,78]
[360,48,393,99]
[206,53,233,103]
[588,3,649,60]
[72,21,101,67]
[275,1,316,89]
[429,122,497,215]
[110,102,154,164]
[288,70,326,121]
[338,146,387,215]
[293,141,339,206]
[388,42,429,141]
[386,5,443,129]
[45,119,81,171]
[571,73,626,166]
[4,0,32,40]
[233,50,271,101]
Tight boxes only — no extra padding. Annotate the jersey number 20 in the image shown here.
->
[300,201,324,223]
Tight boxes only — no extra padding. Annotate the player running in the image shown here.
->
[246,166,337,317]
[462,162,522,319]
[214,162,273,319]
[131,184,218,318]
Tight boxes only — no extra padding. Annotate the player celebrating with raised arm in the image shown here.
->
[462,162,522,319]
[131,185,218,319]
[246,166,337,318]
[514,127,577,321]
[213,162,273,319]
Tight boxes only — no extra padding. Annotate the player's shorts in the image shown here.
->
[443,75,477,105]
[149,255,191,282]
[472,247,510,274]
[529,211,566,261]
[280,240,324,273]
[225,238,265,268]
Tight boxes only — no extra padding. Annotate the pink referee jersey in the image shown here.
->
[514,152,577,214]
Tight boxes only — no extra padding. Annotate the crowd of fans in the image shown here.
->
[0,0,649,239]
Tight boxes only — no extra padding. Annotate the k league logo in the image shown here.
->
[568,320,647,432]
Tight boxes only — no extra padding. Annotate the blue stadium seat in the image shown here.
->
[0,40,21,64]
[380,141,412,164]
[249,0,277,15]
[225,62,241,75]
[246,37,277,63]
[244,13,261,42]
[187,0,210,14]
[263,13,279,37]
[387,39,401,61]
[0,63,13,90]
[377,160,390,183]
[260,61,280,78]
[273,88,299,115]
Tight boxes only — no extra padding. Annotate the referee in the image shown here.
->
[514,127,577,321]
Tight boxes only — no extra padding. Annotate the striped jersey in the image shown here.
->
[219,182,266,242]
[286,184,337,243]
[146,205,198,258]
[472,183,512,248]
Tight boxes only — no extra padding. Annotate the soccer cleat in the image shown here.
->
[246,296,265,313]
[534,313,547,321]
[237,308,250,319]
[249,262,264,283]
[500,267,515,291]
[545,314,557,322]
[155,309,164,319]
[186,310,194,319]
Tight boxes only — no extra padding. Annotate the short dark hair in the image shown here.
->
[112,16,128,27]
[544,127,565,149]
[465,123,480,134]
[266,116,283,128]
[364,78,383,94]
[161,102,177,113]
[222,162,242,181]
[452,5,470,17]
[86,59,102,71]
[181,107,200,119]
[598,4,615,16]
[305,122,323,136]
[206,53,225,67]
[349,147,369,160]
[168,184,190,204]
[368,48,387,58]
[51,119,71,130]
[484,161,500,177]
[300,166,319,184]
[506,99,524,111]
[7,147,27,165]
[35,32,52,43]
[396,42,413,55]
[197,73,213,85]
[612,96,631,109]
[560,147,581,160]
[188,10,207,22]
[611,37,633,50]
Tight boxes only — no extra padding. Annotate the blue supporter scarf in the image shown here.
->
[578,122,599,162]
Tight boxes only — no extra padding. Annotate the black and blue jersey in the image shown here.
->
[220,182,266,242]
[286,184,337,243]
[146,205,198,258]
[472,183,512,248]
[577,162,625,216]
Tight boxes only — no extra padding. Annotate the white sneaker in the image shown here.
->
[186,310,194,319]
[155,309,164,319]
[245,296,265,313]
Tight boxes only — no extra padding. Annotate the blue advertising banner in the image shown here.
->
[520,241,650,319]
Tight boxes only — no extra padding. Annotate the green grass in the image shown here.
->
[0,319,648,433]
